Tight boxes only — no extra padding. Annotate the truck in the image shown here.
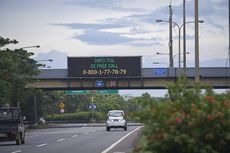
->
[0,107,25,145]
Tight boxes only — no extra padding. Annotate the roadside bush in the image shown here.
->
[45,111,106,123]
[137,78,230,153]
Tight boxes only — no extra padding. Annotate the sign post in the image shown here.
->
[89,104,96,122]
[58,102,65,113]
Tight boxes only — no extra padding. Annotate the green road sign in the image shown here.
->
[65,90,90,95]
[98,90,118,94]
[65,90,118,95]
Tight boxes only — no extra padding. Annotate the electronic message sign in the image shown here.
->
[68,56,141,77]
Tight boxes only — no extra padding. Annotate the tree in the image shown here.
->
[0,36,40,106]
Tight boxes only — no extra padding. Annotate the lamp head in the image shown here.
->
[156,19,163,22]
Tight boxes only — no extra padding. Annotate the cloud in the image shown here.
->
[76,30,131,45]
[54,22,128,31]
[74,29,159,46]
[65,0,145,12]
[53,13,162,46]
[153,0,227,30]
[36,50,67,68]
[53,0,227,47]
[186,58,229,67]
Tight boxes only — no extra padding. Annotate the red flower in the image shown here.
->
[175,117,183,124]
[222,101,229,108]
[205,96,215,104]
[207,115,214,121]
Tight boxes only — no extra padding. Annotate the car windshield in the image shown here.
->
[109,112,124,117]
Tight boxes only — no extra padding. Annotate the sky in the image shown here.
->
[0,0,229,97]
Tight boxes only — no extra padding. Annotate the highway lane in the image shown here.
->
[0,125,142,153]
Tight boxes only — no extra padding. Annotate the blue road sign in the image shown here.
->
[89,104,96,110]
[95,80,104,87]
[154,68,167,77]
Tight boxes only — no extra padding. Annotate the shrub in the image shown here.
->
[137,78,230,153]
[45,111,106,123]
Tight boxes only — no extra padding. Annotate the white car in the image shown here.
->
[106,110,127,131]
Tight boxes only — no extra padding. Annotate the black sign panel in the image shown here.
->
[68,56,141,77]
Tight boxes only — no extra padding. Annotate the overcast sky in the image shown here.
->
[0,0,228,96]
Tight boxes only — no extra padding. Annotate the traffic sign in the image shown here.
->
[154,68,167,77]
[59,102,65,109]
[98,90,118,94]
[65,90,90,95]
[60,109,65,113]
[110,80,117,87]
[89,104,96,110]
[65,90,118,95]
[68,56,141,77]
[95,80,104,87]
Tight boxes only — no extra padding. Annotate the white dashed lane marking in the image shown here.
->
[11,150,22,153]
[57,138,65,142]
[72,135,78,137]
[37,143,48,147]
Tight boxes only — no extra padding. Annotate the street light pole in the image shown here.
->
[179,27,181,68]
[179,21,204,69]
[169,1,173,67]
[156,20,204,69]
[183,0,186,70]
[195,0,200,84]
[229,0,230,88]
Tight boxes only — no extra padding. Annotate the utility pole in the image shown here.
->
[229,0,230,88]
[195,0,200,84]
[169,0,173,67]
[183,0,186,72]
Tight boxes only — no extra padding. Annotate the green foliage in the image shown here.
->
[0,36,18,48]
[0,36,40,106]
[29,91,147,122]
[45,111,106,122]
[136,78,230,153]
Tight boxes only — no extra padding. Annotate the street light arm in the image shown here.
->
[173,52,190,59]
[157,19,204,30]
[179,20,204,29]
[156,52,169,55]
[156,19,179,29]
[21,45,40,49]
[153,62,169,65]
[37,59,53,62]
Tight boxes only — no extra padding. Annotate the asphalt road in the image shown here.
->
[0,125,142,153]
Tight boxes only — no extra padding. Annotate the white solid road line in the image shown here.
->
[101,126,143,153]
[57,138,65,142]
[11,150,22,153]
[37,143,48,147]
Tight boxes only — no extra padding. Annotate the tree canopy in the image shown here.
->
[0,36,40,106]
